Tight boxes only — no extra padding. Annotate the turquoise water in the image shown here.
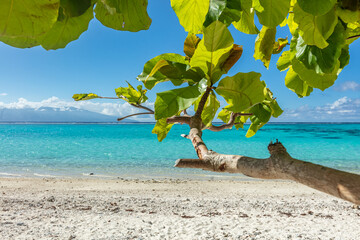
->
[0,123,359,179]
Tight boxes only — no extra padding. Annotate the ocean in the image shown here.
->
[0,123,359,179]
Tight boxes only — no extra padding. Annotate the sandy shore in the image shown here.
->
[0,177,359,239]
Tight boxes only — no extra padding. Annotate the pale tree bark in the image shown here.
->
[171,116,360,205]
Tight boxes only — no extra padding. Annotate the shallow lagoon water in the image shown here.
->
[0,123,359,179]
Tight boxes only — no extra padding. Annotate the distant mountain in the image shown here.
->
[0,107,132,122]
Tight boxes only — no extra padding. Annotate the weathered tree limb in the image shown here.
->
[176,124,360,205]
[167,116,191,125]
[117,112,153,121]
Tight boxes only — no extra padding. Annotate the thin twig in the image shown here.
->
[206,113,253,132]
[347,34,360,40]
[130,104,154,113]
[117,112,153,122]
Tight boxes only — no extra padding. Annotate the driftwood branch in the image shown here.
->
[206,113,253,132]
[176,124,360,205]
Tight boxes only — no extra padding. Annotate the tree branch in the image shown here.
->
[347,34,360,40]
[176,122,360,205]
[130,103,154,113]
[194,87,212,118]
[166,116,191,125]
[117,112,153,121]
[206,113,253,132]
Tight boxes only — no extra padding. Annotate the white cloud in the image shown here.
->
[0,93,8,96]
[279,97,360,122]
[0,97,155,121]
[335,81,360,91]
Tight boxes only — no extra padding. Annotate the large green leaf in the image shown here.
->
[0,0,60,48]
[293,3,337,49]
[254,26,276,69]
[232,0,259,34]
[152,118,174,142]
[298,0,336,16]
[154,80,207,120]
[285,67,313,97]
[194,90,220,126]
[73,93,101,101]
[292,58,338,91]
[254,0,290,28]
[215,72,266,112]
[204,0,243,27]
[115,82,148,104]
[191,21,234,83]
[39,5,93,50]
[171,0,210,33]
[295,23,345,74]
[137,53,189,90]
[95,0,151,32]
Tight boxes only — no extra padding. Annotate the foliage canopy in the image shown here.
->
[1,0,359,141]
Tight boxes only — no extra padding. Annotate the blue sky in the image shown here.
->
[0,1,360,122]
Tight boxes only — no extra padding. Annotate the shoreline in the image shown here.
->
[1,177,359,239]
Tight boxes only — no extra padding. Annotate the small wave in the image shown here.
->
[0,172,21,177]
[33,173,57,178]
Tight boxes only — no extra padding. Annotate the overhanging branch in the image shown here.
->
[206,113,253,132]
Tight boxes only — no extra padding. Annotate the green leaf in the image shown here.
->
[294,23,345,74]
[154,80,207,120]
[293,3,337,49]
[204,0,227,27]
[73,93,101,101]
[204,0,243,27]
[285,67,313,97]
[115,82,148,104]
[137,53,188,90]
[272,37,288,54]
[245,103,272,138]
[191,21,234,83]
[217,108,231,123]
[0,0,60,48]
[38,5,93,50]
[339,45,350,70]
[95,0,151,32]
[60,0,91,17]
[152,118,174,142]
[184,33,201,58]
[232,0,259,34]
[298,0,336,16]
[215,72,266,112]
[268,99,283,117]
[254,26,276,69]
[292,58,338,91]
[276,50,294,71]
[171,0,210,33]
[255,0,290,28]
[194,90,220,126]
[336,6,360,23]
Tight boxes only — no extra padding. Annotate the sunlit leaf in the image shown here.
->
[95,0,151,32]
[215,72,266,112]
[154,80,207,120]
[254,26,276,69]
[221,44,243,73]
[115,82,148,104]
[232,0,259,34]
[255,0,290,28]
[152,118,174,142]
[0,0,60,48]
[293,3,337,48]
[245,103,272,138]
[191,21,234,83]
[298,0,337,16]
[171,0,210,33]
[60,0,91,17]
[285,67,313,97]
[73,93,101,101]
[39,5,93,50]
[137,53,188,90]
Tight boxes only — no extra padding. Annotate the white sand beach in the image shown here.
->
[0,177,359,239]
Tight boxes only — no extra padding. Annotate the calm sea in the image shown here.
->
[0,123,359,179]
